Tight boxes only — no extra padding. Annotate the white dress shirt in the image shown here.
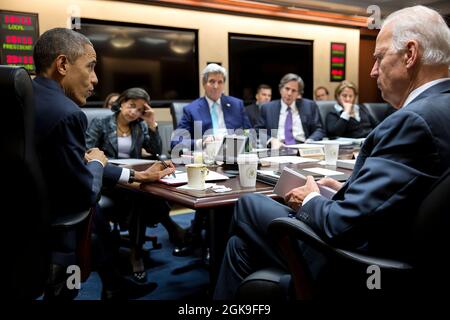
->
[277,100,306,143]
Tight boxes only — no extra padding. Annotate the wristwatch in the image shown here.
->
[128,169,135,183]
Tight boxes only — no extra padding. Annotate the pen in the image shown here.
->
[156,154,176,178]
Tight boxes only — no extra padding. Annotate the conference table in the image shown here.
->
[122,146,355,291]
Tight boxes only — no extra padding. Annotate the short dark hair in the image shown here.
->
[103,92,120,108]
[279,73,304,94]
[111,88,151,113]
[33,28,93,74]
[315,86,329,95]
[256,84,272,93]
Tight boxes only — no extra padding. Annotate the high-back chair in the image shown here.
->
[0,66,50,299]
[315,100,336,129]
[238,168,450,299]
[170,102,189,128]
[363,102,396,123]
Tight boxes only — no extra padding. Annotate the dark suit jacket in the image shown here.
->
[33,76,122,218]
[255,99,325,142]
[171,95,251,150]
[326,104,379,138]
[85,114,162,158]
[298,80,450,260]
[245,103,261,128]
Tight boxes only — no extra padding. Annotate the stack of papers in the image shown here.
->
[259,156,319,165]
[159,171,229,186]
[109,158,156,166]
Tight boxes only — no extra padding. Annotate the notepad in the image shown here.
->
[159,170,229,186]
[273,167,336,199]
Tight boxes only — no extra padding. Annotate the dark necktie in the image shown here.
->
[284,107,296,145]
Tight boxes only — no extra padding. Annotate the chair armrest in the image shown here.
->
[51,209,91,228]
[268,217,413,271]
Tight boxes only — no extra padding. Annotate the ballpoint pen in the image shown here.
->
[156,154,176,178]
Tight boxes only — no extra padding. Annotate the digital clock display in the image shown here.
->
[0,10,39,73]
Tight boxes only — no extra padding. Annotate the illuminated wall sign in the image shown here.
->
[0,11,39,73]
[330,42,346,82]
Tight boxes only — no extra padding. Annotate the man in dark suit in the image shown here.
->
[245,84,272,127]
[33,28,175,300]
[171,63,251,151]
[255,73,325,148]
[214,5,450,299]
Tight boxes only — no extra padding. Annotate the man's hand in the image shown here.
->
[270,138,284,150]
[134,160,175,182]
[85,148,108,167]
[317,177,343,191]
[285,176,319,211]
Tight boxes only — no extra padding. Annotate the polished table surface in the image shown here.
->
[139,166,279,209]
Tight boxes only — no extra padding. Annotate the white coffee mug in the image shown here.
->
[186,163,209,189]
[323,143,339,165]
[237,153,259,187]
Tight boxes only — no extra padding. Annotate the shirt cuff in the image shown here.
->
[88,159,105,168]
[303,191,321,205]
[118,168,131,184]
[340,112,350,121]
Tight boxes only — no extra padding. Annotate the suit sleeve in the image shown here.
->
[306,101,325,140]
[326,111,348,137]
[239,101,252,129]
[297,111,440,249]
[56,112,104,209]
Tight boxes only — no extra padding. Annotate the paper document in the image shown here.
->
[336,159,356,170]
[283,143,325,149]
[109,158,156,166]
[259,156,319,164]
[273,167,336,199]
[303,167,345,176]
[159,170,229,186]
[309,140,353,146]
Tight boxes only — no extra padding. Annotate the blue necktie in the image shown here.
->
[284,107,296,145]
[210,102,219,134]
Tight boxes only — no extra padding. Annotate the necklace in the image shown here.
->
[117,124,131,137]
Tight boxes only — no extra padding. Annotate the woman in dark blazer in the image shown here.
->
[326,81,379,138]
[86,88,185,283]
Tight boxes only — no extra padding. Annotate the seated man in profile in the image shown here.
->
[214,5,450,299]
[33,27,175,300]
[170,63,251,153]
[255,73,325,148]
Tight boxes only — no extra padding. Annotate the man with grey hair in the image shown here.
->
[171,63,251,150]
[33,28,174,300]
[214,5,450,299]
[255,73,325,148]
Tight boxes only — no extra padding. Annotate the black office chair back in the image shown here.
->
[412,168,450,279]
[81,107,113,127]
[363,102,396,123]
[315,100,336,126]
[0,66,50,299]
[170,102,189,128]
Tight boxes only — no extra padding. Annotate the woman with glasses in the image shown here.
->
[86,88,186,284]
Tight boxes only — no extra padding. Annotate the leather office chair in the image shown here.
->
[170,102,189,128]
[0,66,50,299]
[238,168,450,299]
[315,100,336,128]
[363,102,396,123]
[81,107,113,127]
